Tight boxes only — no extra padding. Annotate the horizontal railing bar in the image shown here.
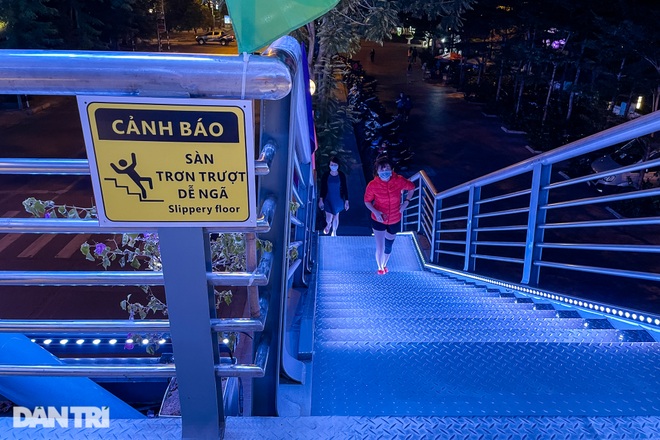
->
[538,243,660,253]
[215,335,269,378]
[547,157,660,190]
[0,215,272,234]
[474,225,528,232]
[0,252,271,285]
[542,187,660,210]
[438,203,469,214]
[474,241,526,247]
[0,364,176,377]
[534,261,660,282]
[438,215,468,223]
[472,253,524,264]
[475,207,529,219]
[210,297,268,332]
[0,158,90,175]
[0,49,294,100]
[438,228,467,233]
[542,216,660,229]
[476,188,532,205]
[0,271,163,286]
[435,249,465,257]
[0,320,169,333]
[436,239,467,245]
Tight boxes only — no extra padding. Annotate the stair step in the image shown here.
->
[317,308,560,319]
[318,317,587,330]
[317,327,626,343]
[311,341,660,416]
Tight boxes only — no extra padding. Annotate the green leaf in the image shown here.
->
[131,258,141,269]
[80,242,90,256]
[120,300,127,310]
[58,205,67,215]
[85,253,96,262]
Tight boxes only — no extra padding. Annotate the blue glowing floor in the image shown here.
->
[311,235,660,417]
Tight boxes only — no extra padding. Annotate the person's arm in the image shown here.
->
[364,183,383,222]
[318,173,328,209]
[364,201,383,222]
[340,172,350,211]
[399,178,415,213]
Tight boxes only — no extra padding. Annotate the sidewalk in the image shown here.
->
[0,96,71,130]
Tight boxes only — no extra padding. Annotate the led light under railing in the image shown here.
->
[126,338,134,344]
[30,339,36,343]
[76,339,85,345]
[142,339,149,345]
[108,339,117,345]
[43,339,52,345]
[222,338,230,345]
[59,339,68,345]
[158,339,167,345]
[92,339,101,345]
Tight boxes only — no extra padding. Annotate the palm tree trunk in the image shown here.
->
[542,62,557,125]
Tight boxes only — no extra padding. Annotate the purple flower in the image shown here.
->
[94,243,107,254]
[44,212,51,219]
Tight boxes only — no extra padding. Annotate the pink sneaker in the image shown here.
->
[383,267,389,274]
[377,269,386,275]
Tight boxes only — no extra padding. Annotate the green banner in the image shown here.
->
[226,0,339,53]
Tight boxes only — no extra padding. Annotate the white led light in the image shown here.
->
[632,314,637,320]
[126,338,134,344]
[638,316,644,322]
[93,339,101,345]
[619,311,624,316]
[142,339,149,345]
[59,339,68,345]
[109,339,117,345]
[606,308,611,313]
[30,339,36,343]
[158,339,167,345]
[647,318,652,323]
[222,338,230,344]
[625,312,630,318]
[579,301,583,306]
[655,319,660,325]
[76,339,84,345]
[599,306,604,312]
[43,339,52,345]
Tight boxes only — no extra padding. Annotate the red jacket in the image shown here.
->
[364,173,415,225]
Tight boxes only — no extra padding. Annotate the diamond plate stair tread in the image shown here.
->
[0,418,182,439]
[221,416,660,440]
[318,317,588,330]
[319,235,422,272]
[311,341,660,416]
[318,327,624,343]
[317,306,560,319]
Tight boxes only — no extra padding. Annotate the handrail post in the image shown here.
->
[464,186,481,272]
[522,163,551,285]
[431,195,441,265]
[158,227,225,439]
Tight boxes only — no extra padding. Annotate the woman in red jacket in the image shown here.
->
[364,157,415,274]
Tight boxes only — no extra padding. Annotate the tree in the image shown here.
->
[0,0,60,49]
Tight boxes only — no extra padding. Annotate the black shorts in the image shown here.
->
[371,219,400,235]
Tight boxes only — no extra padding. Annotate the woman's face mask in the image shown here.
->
[378,170,392,181]
[329,164,338,171]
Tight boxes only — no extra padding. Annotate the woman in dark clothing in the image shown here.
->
[318,156,349,236]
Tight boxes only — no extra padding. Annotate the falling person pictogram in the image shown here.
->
[110,153,153,199]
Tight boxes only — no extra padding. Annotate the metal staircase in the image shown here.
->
[221,234,660,439]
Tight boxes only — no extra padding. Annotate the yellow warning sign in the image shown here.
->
[78,97,256,227]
